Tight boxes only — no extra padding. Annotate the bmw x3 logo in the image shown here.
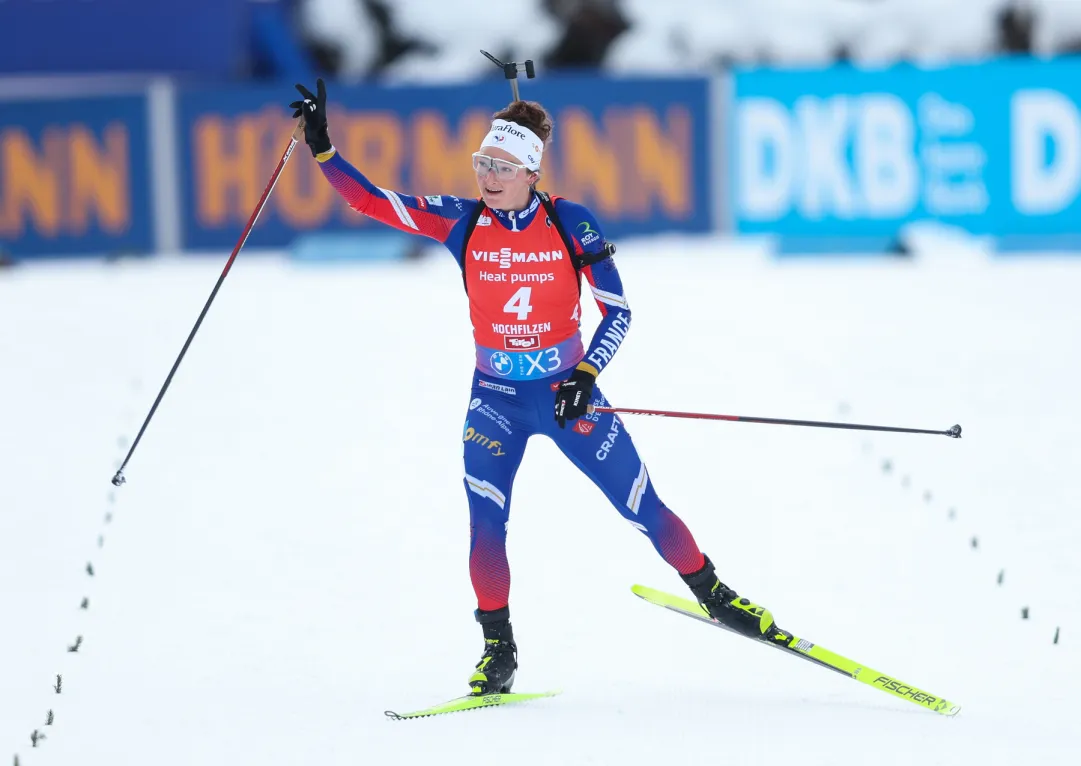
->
[490,352,513,376]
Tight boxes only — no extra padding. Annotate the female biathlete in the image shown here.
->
[290,80,782,696]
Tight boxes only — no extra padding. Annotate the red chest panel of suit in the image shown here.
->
[464,209,582,356]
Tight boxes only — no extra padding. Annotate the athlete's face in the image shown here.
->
[474,146,539,211]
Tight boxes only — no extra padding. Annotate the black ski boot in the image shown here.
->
[681,555,784,641]
[468,607,518,696]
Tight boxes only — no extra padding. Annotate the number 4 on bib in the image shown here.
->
[504,287,533,320]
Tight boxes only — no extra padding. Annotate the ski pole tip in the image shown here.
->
[111,471,126,487]
[946,424,962,438]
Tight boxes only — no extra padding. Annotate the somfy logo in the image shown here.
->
[463,426,507,457]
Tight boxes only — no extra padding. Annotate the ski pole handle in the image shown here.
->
[586,406,961,439]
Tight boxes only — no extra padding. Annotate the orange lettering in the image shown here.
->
[276,155,334,229]
[410,111,490,197]
[69,123,130,234]
[0,128,62,238]
[549,109,621,217]
[267,111,332,229]
[194,115,263,227]
[339,112,404,190]
[631,106,691,218]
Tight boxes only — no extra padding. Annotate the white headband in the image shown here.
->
[479,119,544,171]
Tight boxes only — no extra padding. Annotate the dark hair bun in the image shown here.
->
[493,100,553,144]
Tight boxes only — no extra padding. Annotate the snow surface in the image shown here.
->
[1,241,1079,765]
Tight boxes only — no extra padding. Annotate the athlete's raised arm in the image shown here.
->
[291,79,478,244]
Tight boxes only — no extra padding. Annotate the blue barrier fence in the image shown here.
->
[0,75,710,259]
[0,1,246,78]
[7,58,1081,259]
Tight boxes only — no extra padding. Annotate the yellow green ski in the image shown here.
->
[384,690,561,720]
[632,584,961,717]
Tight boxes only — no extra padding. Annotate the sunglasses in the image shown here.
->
[472,152,535,181]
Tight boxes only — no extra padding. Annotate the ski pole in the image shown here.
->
[111,121,306,487]
[587,406,962,438]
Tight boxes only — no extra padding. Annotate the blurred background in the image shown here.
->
[4,0,1081,261]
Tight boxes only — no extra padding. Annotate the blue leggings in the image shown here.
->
[463,370,705,612]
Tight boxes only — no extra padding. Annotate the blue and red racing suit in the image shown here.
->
[318,149,706,612]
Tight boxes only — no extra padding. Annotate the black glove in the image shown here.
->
[554,367,596,428]
[289,79,332,157]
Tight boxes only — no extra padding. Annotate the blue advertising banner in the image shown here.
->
[0,95,153,259]
[177,76,712,250]
[731,58,1081,252]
